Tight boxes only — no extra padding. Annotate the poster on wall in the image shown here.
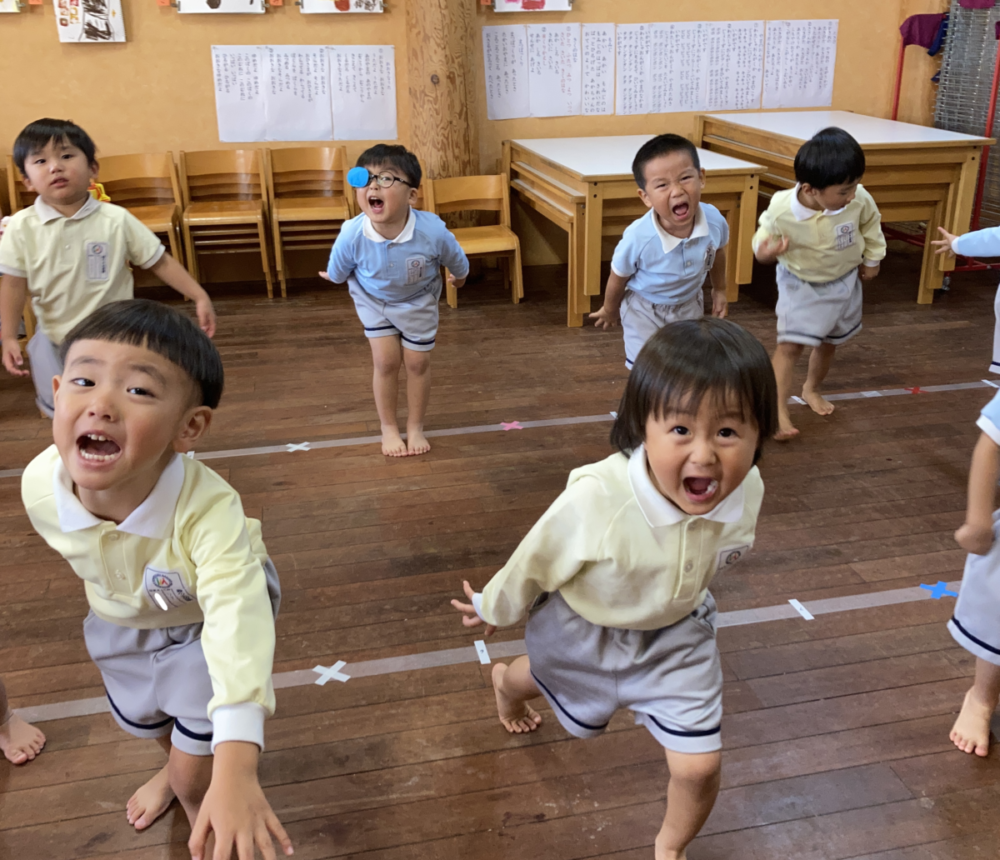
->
[493,0,573,10]
[264,46,333,141]
[212,46,267,142]
[582,23,615,116]
[328,46,398,140]
[762,19,838,109]
[54,0,126,42]
[527,24,581,118]
[300,0,383,12]
[0,0,22,14]
[483,25,530,120]
[178,0,264,14]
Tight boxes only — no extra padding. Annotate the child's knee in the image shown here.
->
[168,752,212,807]
[371,346,402,375]
[403,349,431,375]
[667,750,722,787]
[776,341,805,359]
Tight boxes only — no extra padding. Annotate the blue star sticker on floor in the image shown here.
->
[920,581,959,600]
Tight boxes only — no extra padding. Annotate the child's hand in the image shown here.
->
[931,226,959,258]
[450,580,496,636]
[754,235,789,264]
[447,273,467,290]
[956,521,994,555]
[188,742,292,860]
[711,289,728,319]
[318,271,332,282]
[196,298,217,339]
[589,304,620,330]
[1,340,29,378]
[859,262,880,282]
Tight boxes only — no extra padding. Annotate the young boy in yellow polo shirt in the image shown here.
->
[0,118,216,418]
[753,127,886,440]
[21,300,291,858]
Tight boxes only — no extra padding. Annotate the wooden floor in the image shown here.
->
[2,244,1000,859]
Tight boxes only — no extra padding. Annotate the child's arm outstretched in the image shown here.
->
[956,432,1000,555]
[589,271,628,329]
[147,254,216,338]
[0,275,30,377]
[933,225,1000,261]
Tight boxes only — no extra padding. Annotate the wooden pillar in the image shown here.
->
[405,0,479,181]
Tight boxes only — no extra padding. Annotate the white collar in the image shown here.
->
[53,453,185,539]
[33,193,101,225]
[362,208,416,245]
[627,444,746,528]
[650,204,709,254]
[789,184,848,221]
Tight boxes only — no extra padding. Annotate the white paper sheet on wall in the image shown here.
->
[494,0,572,11]
[328,45,398,140]
[179,0,264,13]
[706,21,764,111]
[263,46,333,142]
[763,19,838,109]
[483,25,530,120]
[615,24,650,116]
[299,0,382,11]
[582,24,614,116]
[212,46,267,143]
[527,24,581,118]
[649,22,710,114]
[0,0,21,14]
[54,0,126,42]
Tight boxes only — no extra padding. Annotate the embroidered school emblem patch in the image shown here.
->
[86,241,109,281]
[143,566,195,611]
[716,545,751,571]
[405,255,425,285]
[704,243,717,272]
[834,223,856,251]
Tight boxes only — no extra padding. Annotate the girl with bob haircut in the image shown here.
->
[453,317,777,860]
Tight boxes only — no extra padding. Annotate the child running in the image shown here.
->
[947,388,1000,757]
[753,127,886,440]
[323,144,469,457]
[932,224,1000,374]
[20,300,290,858]
[452,317,777,860]
[591,134,730,369]
[0,118,215,418]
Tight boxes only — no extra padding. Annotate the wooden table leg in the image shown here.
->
[737,173,759,288]
[568,202,588,326]
[918,200,945,305]
[582,183,604,300]
[939,149,981,275]
[723,203,740,303]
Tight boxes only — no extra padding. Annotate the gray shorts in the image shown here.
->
[621,290,704,370]
[949,512,1000,666]
[26,330,63,418]
[776,265,863,348]
[525,591,723,754]
[348,277,439,352]
[83,559,281,756]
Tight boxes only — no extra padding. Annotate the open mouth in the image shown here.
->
[367,194,385,216]
[51,178,68,188]
[671,201,690,220]
[683,476,718,504]
[77,433,122,463]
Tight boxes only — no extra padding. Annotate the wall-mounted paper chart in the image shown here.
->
[582,23,614,116]
[180,0,264,13]
[649,23,710,114]
[212,46,267,142]
[264,46,332,142]
[763,19,838,109]
[299,0,383,14]
[483,25,530,120]
[706,21,764,111]
[329,46,398,140]
[616,24,650,116]
[527,24,581,118]
[494,0,572,10]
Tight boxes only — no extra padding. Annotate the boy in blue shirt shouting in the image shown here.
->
[590,134,730,369]
[323,145,469,457]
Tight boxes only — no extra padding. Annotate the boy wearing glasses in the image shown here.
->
[323,145,469,457]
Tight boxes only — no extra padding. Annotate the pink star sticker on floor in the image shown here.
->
[905,386,924,394]
[501,421,523,431]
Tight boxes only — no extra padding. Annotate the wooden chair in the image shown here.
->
[179,149,273,298]
[5,154,36,212]
[265,146,352,298]
[430,175,523,308]
[97,152,184,266]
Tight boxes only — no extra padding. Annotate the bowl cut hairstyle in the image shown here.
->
[60,299,225,409]
[794,127,866,190]
[356,144,422,188]
[632,134,701,190]
[611,318,777,464]
[13,118,98,175]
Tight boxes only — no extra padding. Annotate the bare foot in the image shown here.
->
[774,411,800,442]
[127,764,176,830]
[950,689,995,757]
[0,713,45,764]
[492,663,542,734]
[406,427,431,456]
[381,426,408,457]
[802,388,835,416]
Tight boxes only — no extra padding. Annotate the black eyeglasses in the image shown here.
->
[347,167,415,190]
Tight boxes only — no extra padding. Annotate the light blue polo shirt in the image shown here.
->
[327,208,470,303]
[611,203,729,306]
[978,389,1000,444]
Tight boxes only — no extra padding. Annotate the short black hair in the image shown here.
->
[60,300,224,409]
[611,318,777,464]
[13,118,98,175]
[356,144,422,188]
[632,134,701,190]
[794,127,866,190]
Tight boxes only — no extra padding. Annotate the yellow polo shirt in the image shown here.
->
[473,447,763,630]
[22,446,275,749]
[752,184,886,283]
[0,196,164,345]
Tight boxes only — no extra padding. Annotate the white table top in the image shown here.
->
[510,136,763,180]
[702,110,993,147]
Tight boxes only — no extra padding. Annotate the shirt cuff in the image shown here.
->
[137,245,166,270]
[977,414,1000,447]
[210,702,267,752]
[471,592,485,620]
[0,263,27,278]
[610,263,631,279]
[862,259,881,267]
[951,236,962,255]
